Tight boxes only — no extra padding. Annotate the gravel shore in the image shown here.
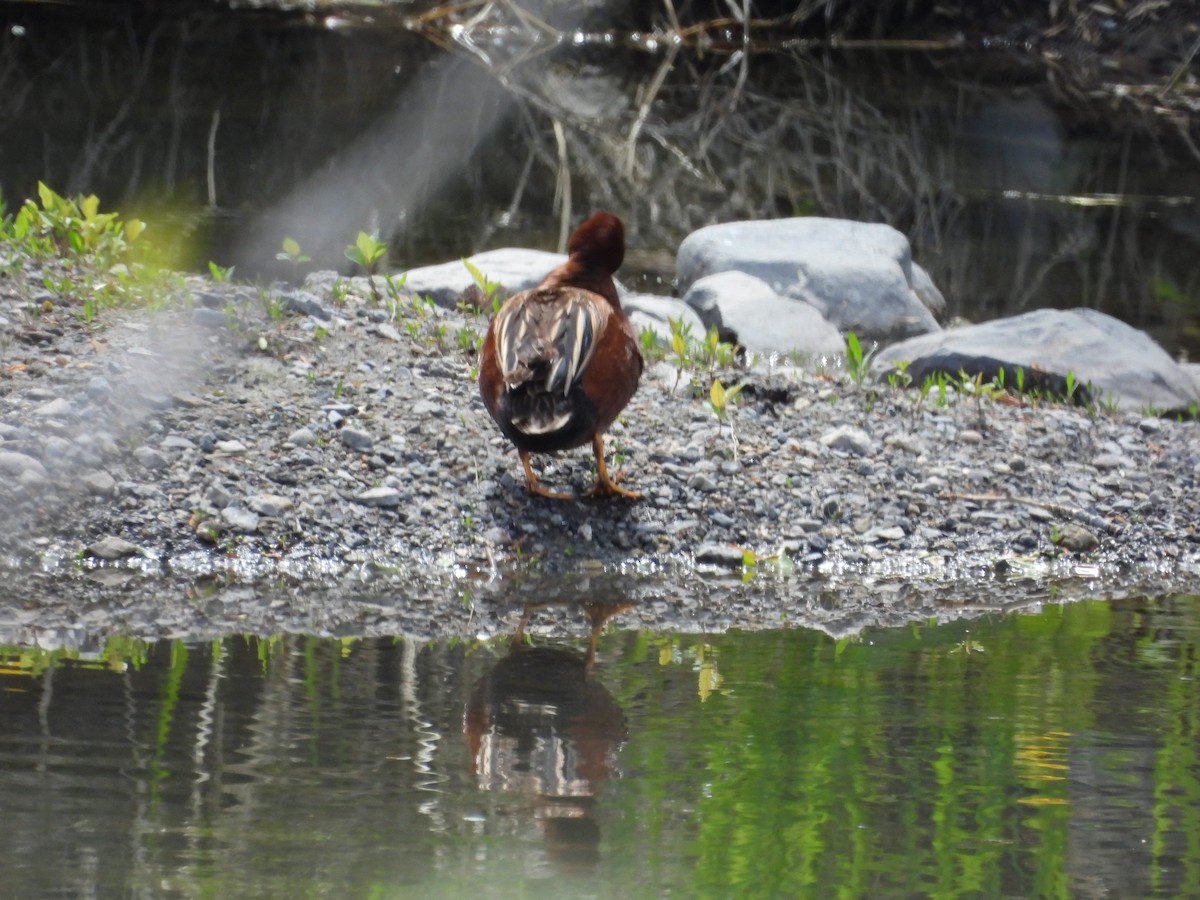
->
[1,265,1198,647]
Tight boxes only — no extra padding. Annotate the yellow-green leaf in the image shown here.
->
[80,194,100,220]
[282,237,301,257]
[710,379,726,409]
[462,257,484,284]
[124,219,145,242]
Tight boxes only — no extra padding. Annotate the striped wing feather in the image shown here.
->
[494,287,605,395]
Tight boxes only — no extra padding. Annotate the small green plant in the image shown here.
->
[382,273,407,304]
[639,326,665,364]
[697,325,733,372]
[457,326,480,355]
[709,377,745,458]
[345,231,388,274]
[2,183,164,316]
[668,317,692,393]
[16,182,145,265]
[208,261,235,283]
[844,331,877,384]
[277,237,311,266]
[462,258,503,313]
[261,288,287,323]
[886,359,912,390]
[410,294,436,320]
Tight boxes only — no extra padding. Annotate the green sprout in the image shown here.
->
[844,331,877,384]
[345,231,388,274]
[277,237,311,265]
[709,377,746,459]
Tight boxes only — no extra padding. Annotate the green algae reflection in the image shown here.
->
[1,595,1198,898]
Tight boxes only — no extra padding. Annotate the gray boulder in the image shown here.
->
[677,217,942,344]
[872,308,1200,413]
[401,248,564,307]
[1185,363,1200,399]
[682,271,844,356]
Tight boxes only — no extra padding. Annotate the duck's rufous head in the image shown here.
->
[567,212,624,275]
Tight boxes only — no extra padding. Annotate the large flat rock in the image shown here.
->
[873,308,1200,413]
[401,248,565,307]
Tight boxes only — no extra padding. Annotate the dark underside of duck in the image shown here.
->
[496,384,599,455]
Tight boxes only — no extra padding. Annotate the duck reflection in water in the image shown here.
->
[464,601,632,873]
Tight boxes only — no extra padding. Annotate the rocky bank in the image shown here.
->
[1,243,1198,649]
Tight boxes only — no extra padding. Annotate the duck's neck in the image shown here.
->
[542,257,622,310]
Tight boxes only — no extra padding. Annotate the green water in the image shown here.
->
[2,595,1197,897]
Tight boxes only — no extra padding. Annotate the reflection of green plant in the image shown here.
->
[0,636,151,677]
[1153,277,1199,316]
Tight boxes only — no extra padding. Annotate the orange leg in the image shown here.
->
[584,434,640,499]
[520,450,575,500]
[583,602,636,675]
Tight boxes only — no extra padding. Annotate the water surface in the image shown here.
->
[3,594,1197,897]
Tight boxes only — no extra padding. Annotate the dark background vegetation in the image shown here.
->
[0,0,1197,347]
